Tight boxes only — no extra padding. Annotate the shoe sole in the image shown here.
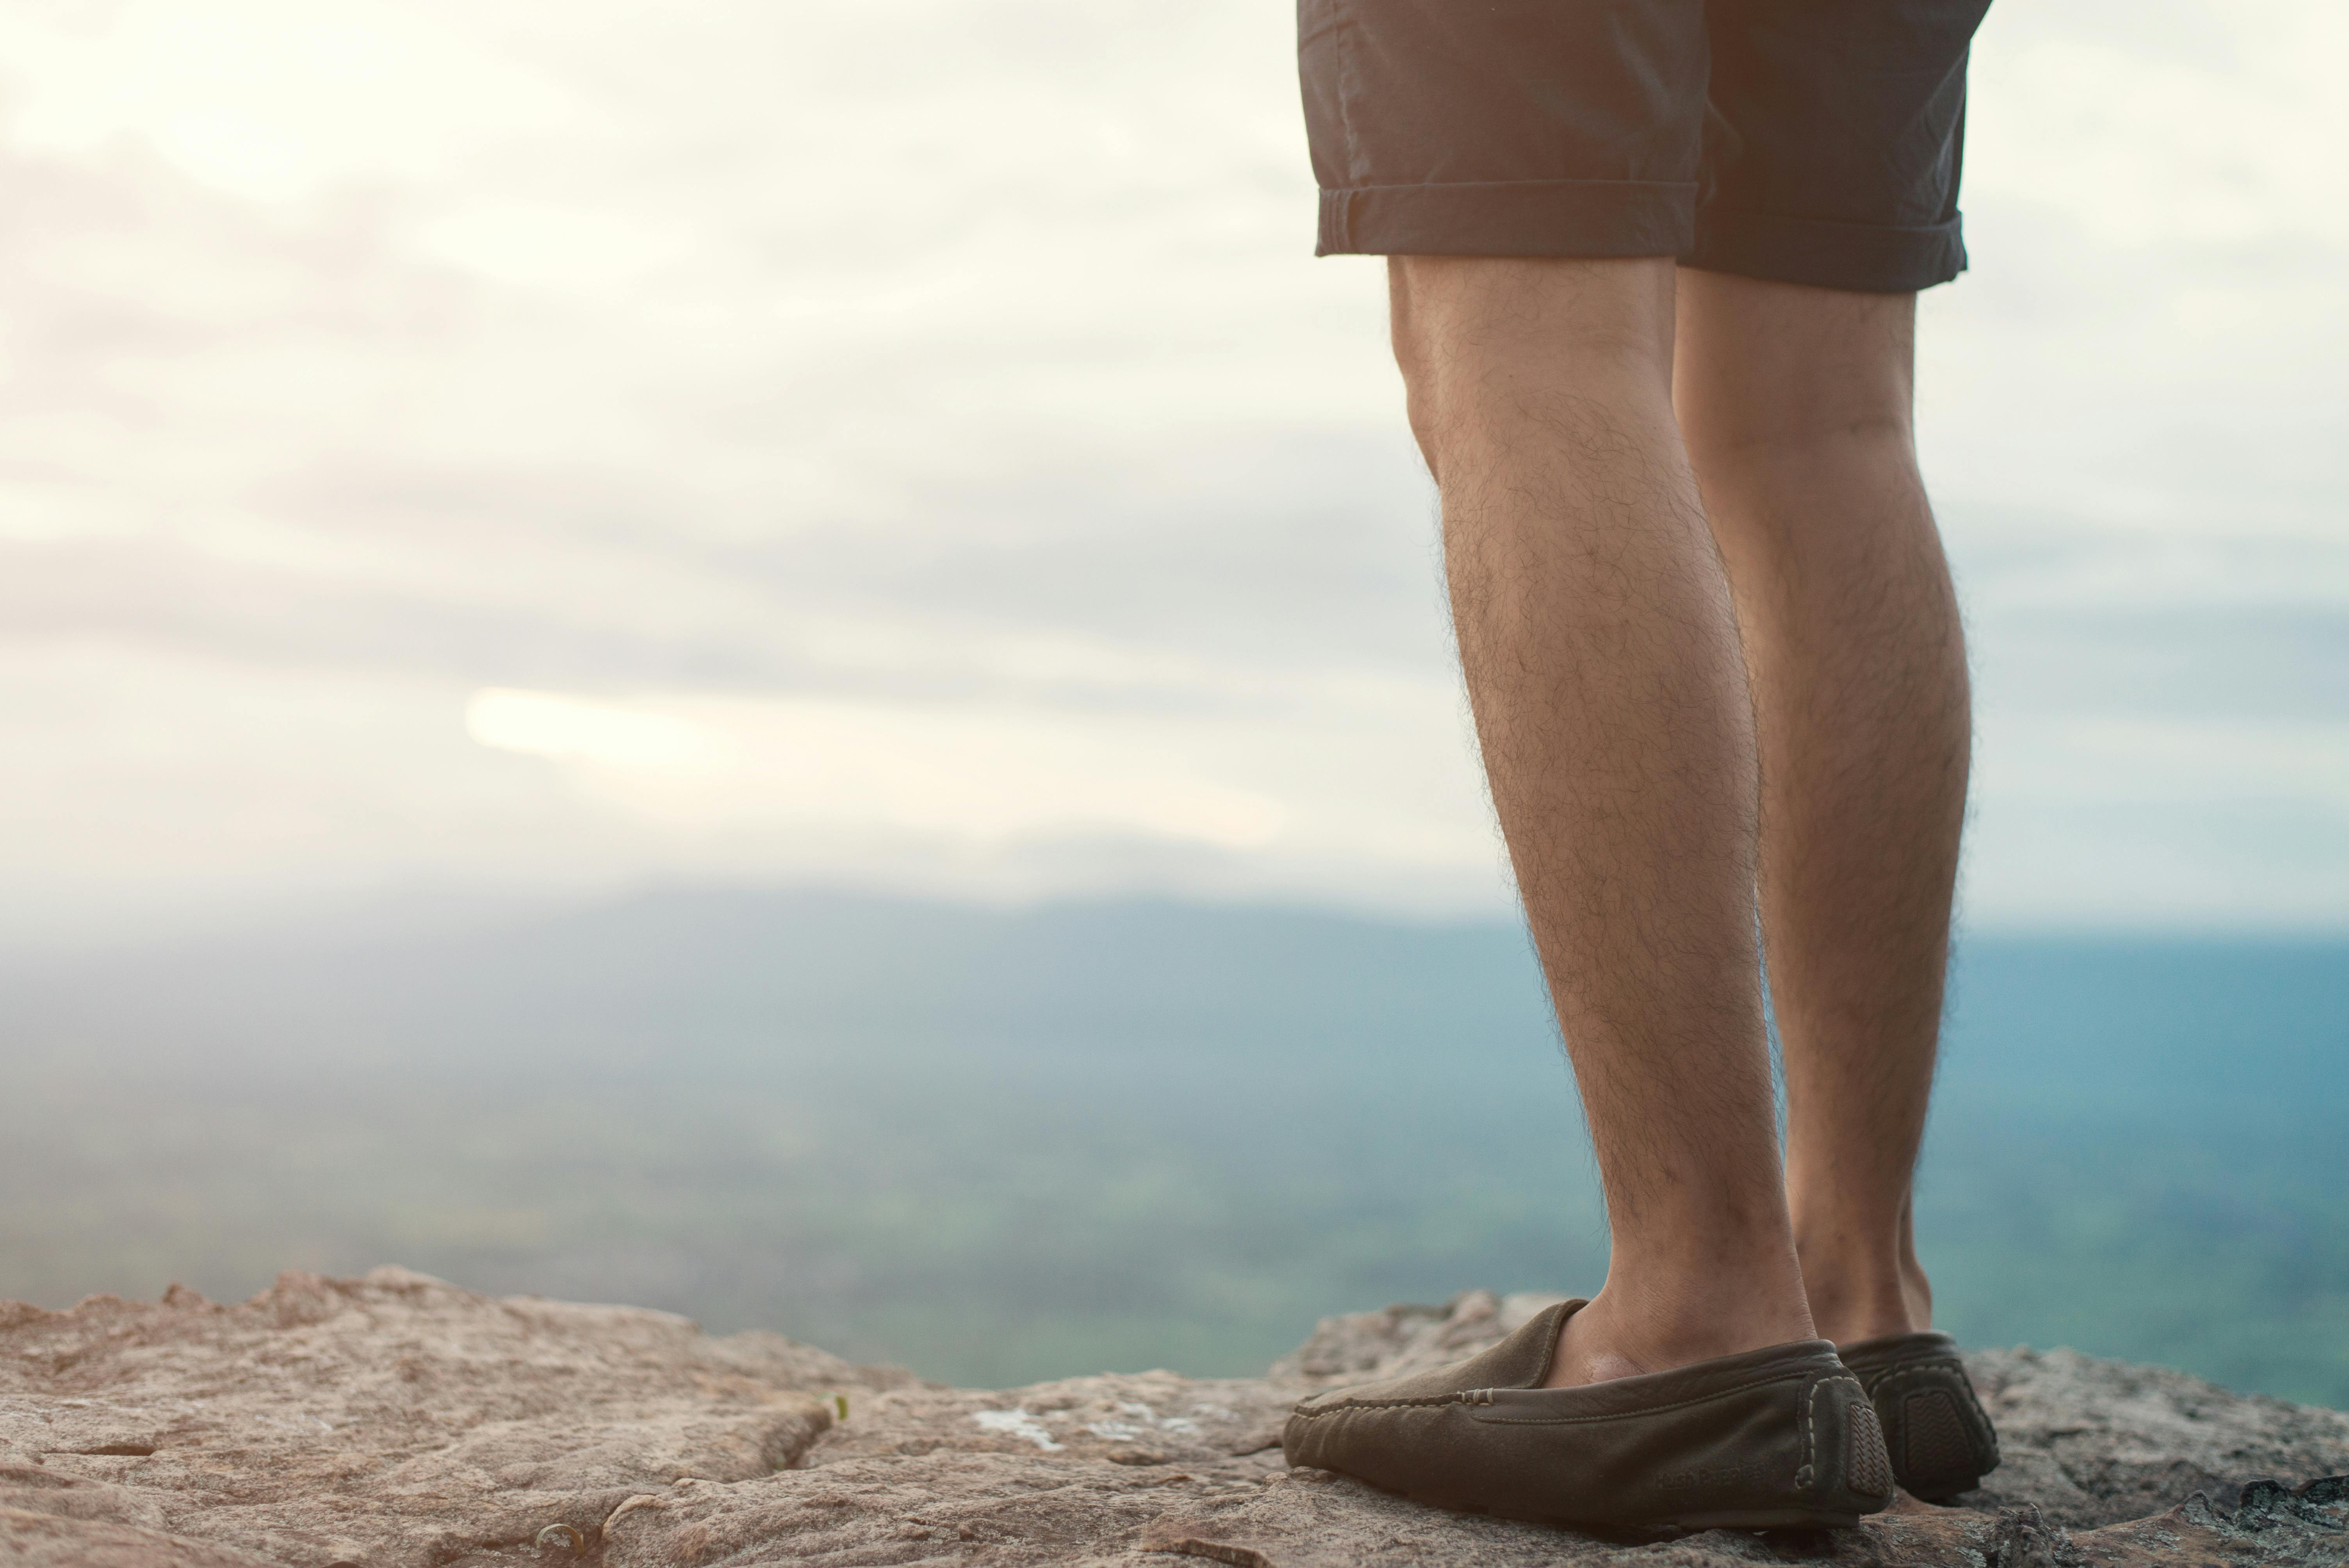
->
[1393,1486,1864,1535]
[1652,1508,1864,1532]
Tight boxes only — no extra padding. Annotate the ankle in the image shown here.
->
[1790,1193,1933,1344]
[1545,1258,1816,1388]
[1798,1245,1932,1344]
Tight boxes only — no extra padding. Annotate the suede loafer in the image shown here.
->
[1283,1299,1896,1531]
[1836,1329,2000,1500]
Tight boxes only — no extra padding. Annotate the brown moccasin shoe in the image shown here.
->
[1283,1299,1896,1531]
[1835,1330,2000,1501]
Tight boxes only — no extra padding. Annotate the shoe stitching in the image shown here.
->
[1290,1367,1825,1424]
[1837,1334,1957,1363]
[1797,1376,1821,1492]
[1844,1350,1966,1396]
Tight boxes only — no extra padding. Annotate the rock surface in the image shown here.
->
[0,1270,2342,1566]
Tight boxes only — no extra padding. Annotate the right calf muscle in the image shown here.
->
[1695,429,1968,1344]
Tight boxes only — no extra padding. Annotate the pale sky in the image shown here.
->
[3,0,2346,943]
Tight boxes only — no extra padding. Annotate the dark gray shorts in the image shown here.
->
[1297,0,1993,292]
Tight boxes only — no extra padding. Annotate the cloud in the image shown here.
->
[0,0,2344,937]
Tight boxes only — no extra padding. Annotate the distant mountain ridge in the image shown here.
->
[12,882,2344,1092]
[3,885,2345,1400]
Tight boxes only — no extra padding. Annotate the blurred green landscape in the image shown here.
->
[4,890,2344,1406]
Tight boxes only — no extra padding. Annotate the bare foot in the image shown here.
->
[1546,1299,1649,1386]
[1542,1276,1817,1389]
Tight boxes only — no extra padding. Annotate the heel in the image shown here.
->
[1803,1373,1896,1514]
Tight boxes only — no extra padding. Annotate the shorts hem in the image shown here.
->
[1317,179,1695,258]
[1682,209,1968,293]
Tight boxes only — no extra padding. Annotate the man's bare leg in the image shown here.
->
[1673,271,1970,1347]
[1389,255,1812,1387]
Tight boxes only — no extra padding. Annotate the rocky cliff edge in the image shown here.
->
[2,1268,2344,1566]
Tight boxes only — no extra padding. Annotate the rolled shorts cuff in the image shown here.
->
[1317,179,1696,258]
[1684,208,1968,293]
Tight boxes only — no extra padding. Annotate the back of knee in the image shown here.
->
[1387,256,1677,468]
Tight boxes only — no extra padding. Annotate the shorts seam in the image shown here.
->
[1332,0,1368,195]
[1684,205,1968,291]
[1315,177,1700,259]
[1698,206,1963,240]
[1328,178,1700,198]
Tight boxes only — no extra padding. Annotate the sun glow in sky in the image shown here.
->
[466,683,1294,852]
[3,0,2347,941]
[465,688,728,772]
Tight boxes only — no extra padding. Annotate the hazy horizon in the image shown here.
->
[7,885,2344,1404]
[17,868,2349,963]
